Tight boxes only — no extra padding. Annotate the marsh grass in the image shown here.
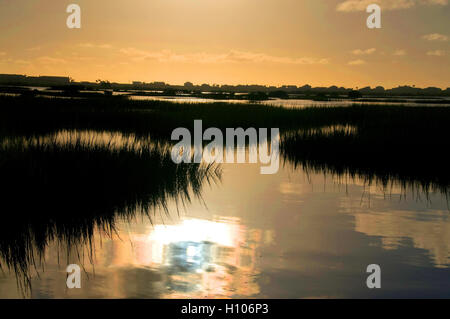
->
[280,125,450,197]
[0,135,221,294]
[0,95,358,136]
[1,94,449,195]
[1,94,449,194]
[1,95,450,294]
[1,95,449,133]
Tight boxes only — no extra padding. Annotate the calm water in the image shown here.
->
[0,131,449,298]
[2,91,448,108]
[128,95,450,108]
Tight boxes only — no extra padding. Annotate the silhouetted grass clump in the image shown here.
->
[0,95,355,136]
[0,135,221,293]
[1,94,449,193]
[1,95,449,135]
[280,125,450,196]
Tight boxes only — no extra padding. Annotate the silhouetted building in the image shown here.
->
[0,74,27,85]
[0,74,70,86]
[30,76,70,86]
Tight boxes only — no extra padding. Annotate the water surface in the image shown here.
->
[0,131,448,298]
[128,95,450,108]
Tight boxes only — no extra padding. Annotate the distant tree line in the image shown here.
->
[1,73,449,97]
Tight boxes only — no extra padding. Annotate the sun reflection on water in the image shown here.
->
[103,216,271,298]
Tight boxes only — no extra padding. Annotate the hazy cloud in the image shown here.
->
[71,56,96,62]
[337,0,448,12]
[36,56,68,64]
[348,59,366,65]
[27,46,42,52]
[351,48,376,55]
[79,43,113,49]
[224,50,330,65]
[393,49,407,56]
[119,48,330,65]
[426,50,446,56]
[14,59,31,65]
[422,33,449,41]
[0,58,31,65]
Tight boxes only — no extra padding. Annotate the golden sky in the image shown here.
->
[0,0,449,88]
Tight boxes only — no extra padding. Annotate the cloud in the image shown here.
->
[223,50,330,64]
[422,33,449,41]
[337,0,448,12]
[348,59,366,65]
[36,56,68,64]
[351,48,376,55]
[426,50,446,56]
[78,43,113,49]
[27,46,42,52]
[0,58,31,65]
[119,48,330,65]
[71,56,95,62]
[14,59,31,65]
[393,49,407,56]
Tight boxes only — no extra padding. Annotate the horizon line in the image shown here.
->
[1,72,449,91]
